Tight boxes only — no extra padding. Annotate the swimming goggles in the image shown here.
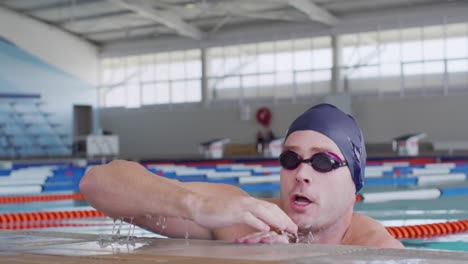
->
[279,150,347,172]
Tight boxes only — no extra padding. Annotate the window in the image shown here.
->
[100,50,201,108]
[206,37,332,100]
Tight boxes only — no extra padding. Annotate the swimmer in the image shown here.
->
[80,103,403,248]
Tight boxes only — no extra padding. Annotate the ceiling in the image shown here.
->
[0,0,462,48]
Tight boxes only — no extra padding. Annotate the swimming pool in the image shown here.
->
[1,158,467,252]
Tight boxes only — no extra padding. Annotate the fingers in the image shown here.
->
[235,231,289,244]
[248,200,297,234]
[235,231,267,244]
[242,212,270,232]
[260,233,289,244]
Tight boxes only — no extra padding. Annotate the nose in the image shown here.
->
[295,163,313,184]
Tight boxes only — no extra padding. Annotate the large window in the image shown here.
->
[341,23,468,94]
[100,50,201,108]
[99,22,468,108]
[206,37,332,100]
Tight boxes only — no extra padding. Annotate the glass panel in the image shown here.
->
[423,61,444,74]
[314,48,332,68]
[155,82,170,104]
[242,75,258,89]
[226,76,242,89]
[105,86,125,107]
[381,42,400,63]
[185,80,201,102]
[276,72,293,85]
[126,83,141,108]
[141,83,156,105]
[447,37,468,58]
[312,70,331,81]
[210,58,224,77]
[171,81,185,103]
[258,42,274,72]
[258,53,275,72]
[294,50,313,70]
[170,61,186,80]
[155,62,170,81]
[141,61,154,82]
[381,64,400,76]
[402,41,423,62]
[225,57,241,75]
[448,59,468,73]
[276,52,293,72]
[404,63,424,75]
[258,74,275,87]
[296,71,314,83]
[401,27,423,62]
[185,60,201,78]
[423,39,444,60]
[239,44,257,74]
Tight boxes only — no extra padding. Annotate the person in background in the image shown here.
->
[256,130,265,154]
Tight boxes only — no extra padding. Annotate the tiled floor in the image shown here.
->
[1,230,467,263]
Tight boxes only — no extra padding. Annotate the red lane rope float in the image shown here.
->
[355,194,363,202]
[386,219,468,239]
[0,209,105,227]
[0,194,85,204]
[1,221,110,230]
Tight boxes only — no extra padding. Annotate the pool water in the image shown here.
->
[1,160,468,252]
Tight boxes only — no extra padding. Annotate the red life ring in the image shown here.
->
[256,107,272,127]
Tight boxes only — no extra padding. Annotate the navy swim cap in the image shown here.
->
[284,103,366,192]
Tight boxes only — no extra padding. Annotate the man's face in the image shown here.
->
[279,130,356,230]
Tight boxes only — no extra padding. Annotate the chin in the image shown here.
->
[287,207,321,228]
[289,212,313,228]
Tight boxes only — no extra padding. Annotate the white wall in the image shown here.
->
[354,95,468,143]
[0,6,98,86]
[101,91,468,159]
[100,102,317,159]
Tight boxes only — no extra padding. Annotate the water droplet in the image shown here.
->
[115,218,123,238]
[161,217,167,230]
[126,218,134,241]
[307,231,314,244]
[111,218,117,235]
[131,221,136,238]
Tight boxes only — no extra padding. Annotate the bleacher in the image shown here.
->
[0,93,71,158]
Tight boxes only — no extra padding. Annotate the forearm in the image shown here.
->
[79,160,197,220]
[80,160,298,239]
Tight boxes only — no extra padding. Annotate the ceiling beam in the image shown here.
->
[287,0,339,25]
[107,0,205,40]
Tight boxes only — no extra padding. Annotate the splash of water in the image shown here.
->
[112,218,117,234]
[184,219,190,245]
[293,230,316,244]
[126,218,134,241]
[115,218,123,238]
[131,220,136,238]
[306,231,315,244]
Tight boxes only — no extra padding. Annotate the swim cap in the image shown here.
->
[284,103,366,192]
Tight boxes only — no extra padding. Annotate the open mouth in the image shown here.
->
[293,194,312,206]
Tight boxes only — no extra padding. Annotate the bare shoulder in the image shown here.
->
[344,213,405,249]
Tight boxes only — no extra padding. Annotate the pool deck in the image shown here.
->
[1,230,467,263]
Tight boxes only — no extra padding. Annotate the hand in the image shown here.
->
[235,231,292,244]
[191,194,297,234]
